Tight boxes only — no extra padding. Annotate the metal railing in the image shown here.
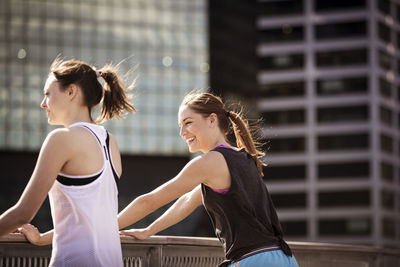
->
[1,234,400,266]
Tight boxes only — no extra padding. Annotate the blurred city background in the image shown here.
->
[0,0,399,249]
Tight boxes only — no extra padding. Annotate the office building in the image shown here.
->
[209,0,400,247]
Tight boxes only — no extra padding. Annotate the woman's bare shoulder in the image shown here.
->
[44,127,95,150]
[187,151,227,176]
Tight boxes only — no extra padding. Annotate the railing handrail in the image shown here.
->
[287,241,400,256]
[2,233,400,256]
[1,233,222,247]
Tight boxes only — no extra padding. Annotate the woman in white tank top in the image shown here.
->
[0,57,135,267]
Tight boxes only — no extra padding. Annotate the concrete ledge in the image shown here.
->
[1,234,400,267]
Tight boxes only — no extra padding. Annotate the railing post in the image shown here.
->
[147,246,162,267]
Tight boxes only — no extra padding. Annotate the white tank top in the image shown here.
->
[48,122,123,267]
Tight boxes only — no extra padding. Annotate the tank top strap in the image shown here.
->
[105,131,120,188]
[69,122,108,159]
[69,122,106,145]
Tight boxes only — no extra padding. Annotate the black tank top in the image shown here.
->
[201,146,292,261]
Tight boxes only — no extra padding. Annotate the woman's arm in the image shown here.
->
[121,185,202,239]
[118,151,224,230]
[0,129,71,237]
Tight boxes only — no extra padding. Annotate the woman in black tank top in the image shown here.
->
[119,92,298,267]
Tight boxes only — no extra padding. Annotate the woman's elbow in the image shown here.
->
[139,193,159,212]
[11,205,34,226]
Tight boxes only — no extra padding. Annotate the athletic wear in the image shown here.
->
[48,122,123,267]
[228,248,299,267]
[201,146,294,266]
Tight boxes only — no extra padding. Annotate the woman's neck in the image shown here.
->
[63,109,93,128]
[203,138,231,153]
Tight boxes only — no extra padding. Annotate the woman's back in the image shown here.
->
[49,122,122,267]
[59,124,121,177]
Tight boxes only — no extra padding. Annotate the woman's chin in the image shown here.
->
[48,119,62,126]
[188,145,199,153]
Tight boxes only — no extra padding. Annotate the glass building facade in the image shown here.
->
[0,0,208,155]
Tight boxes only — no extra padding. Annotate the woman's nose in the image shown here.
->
[179,126,186,137]
[40,97,47,109]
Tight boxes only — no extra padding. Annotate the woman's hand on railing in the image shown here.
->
[120,228,151,240]
[18,224,53,246]
[18,224,41,244]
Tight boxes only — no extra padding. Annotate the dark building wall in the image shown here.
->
[0,151,214,237]
[208,0,258,97]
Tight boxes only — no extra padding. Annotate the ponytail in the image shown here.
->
[97,65,136,123]
[228,111,266,176]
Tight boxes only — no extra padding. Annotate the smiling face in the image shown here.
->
[40,75,70,125]
[178,105,213,153]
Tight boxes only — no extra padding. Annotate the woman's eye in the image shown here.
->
[185,121,192,125]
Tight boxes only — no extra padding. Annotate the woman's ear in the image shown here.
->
[67,84,78,101]
[208,113,218,128]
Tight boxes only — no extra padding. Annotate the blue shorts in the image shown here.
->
[228,248,299,267]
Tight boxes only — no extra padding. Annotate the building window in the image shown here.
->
[318,133,369,151]
[264,164,306,181]
[281,220,307,236]
[271,193,306,209]
[379,50,392,71]
[381,161,394,181]
[382,190,395,210]
[319,218,371,236]
[397,59,400,75]
[266,137,306,153]
[259,53,304,71]
[259,25,304,44]
[316,48,367,67]
[259,81,304,98]
[315,21,366,40]
[316,77,368,95]
[314,0,366,12]
[380,133,393,153]
[378,0,390,16]
[319,190,370,207]
[398,87,400,103]
[398,112,400,129]
[382,218,395,238]
[380,106,393,126]
[398,142,400,157]
[397,33,400,50]
[262,109,305,125]
[378,22,391,44]
[318,161,369,179]
[379,77,392,98]
[258,0,304,16]
[397,5,400,24]
[317,105,368,123]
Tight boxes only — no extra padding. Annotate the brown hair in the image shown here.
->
[49,57,135,123]
[181,92,266,176]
